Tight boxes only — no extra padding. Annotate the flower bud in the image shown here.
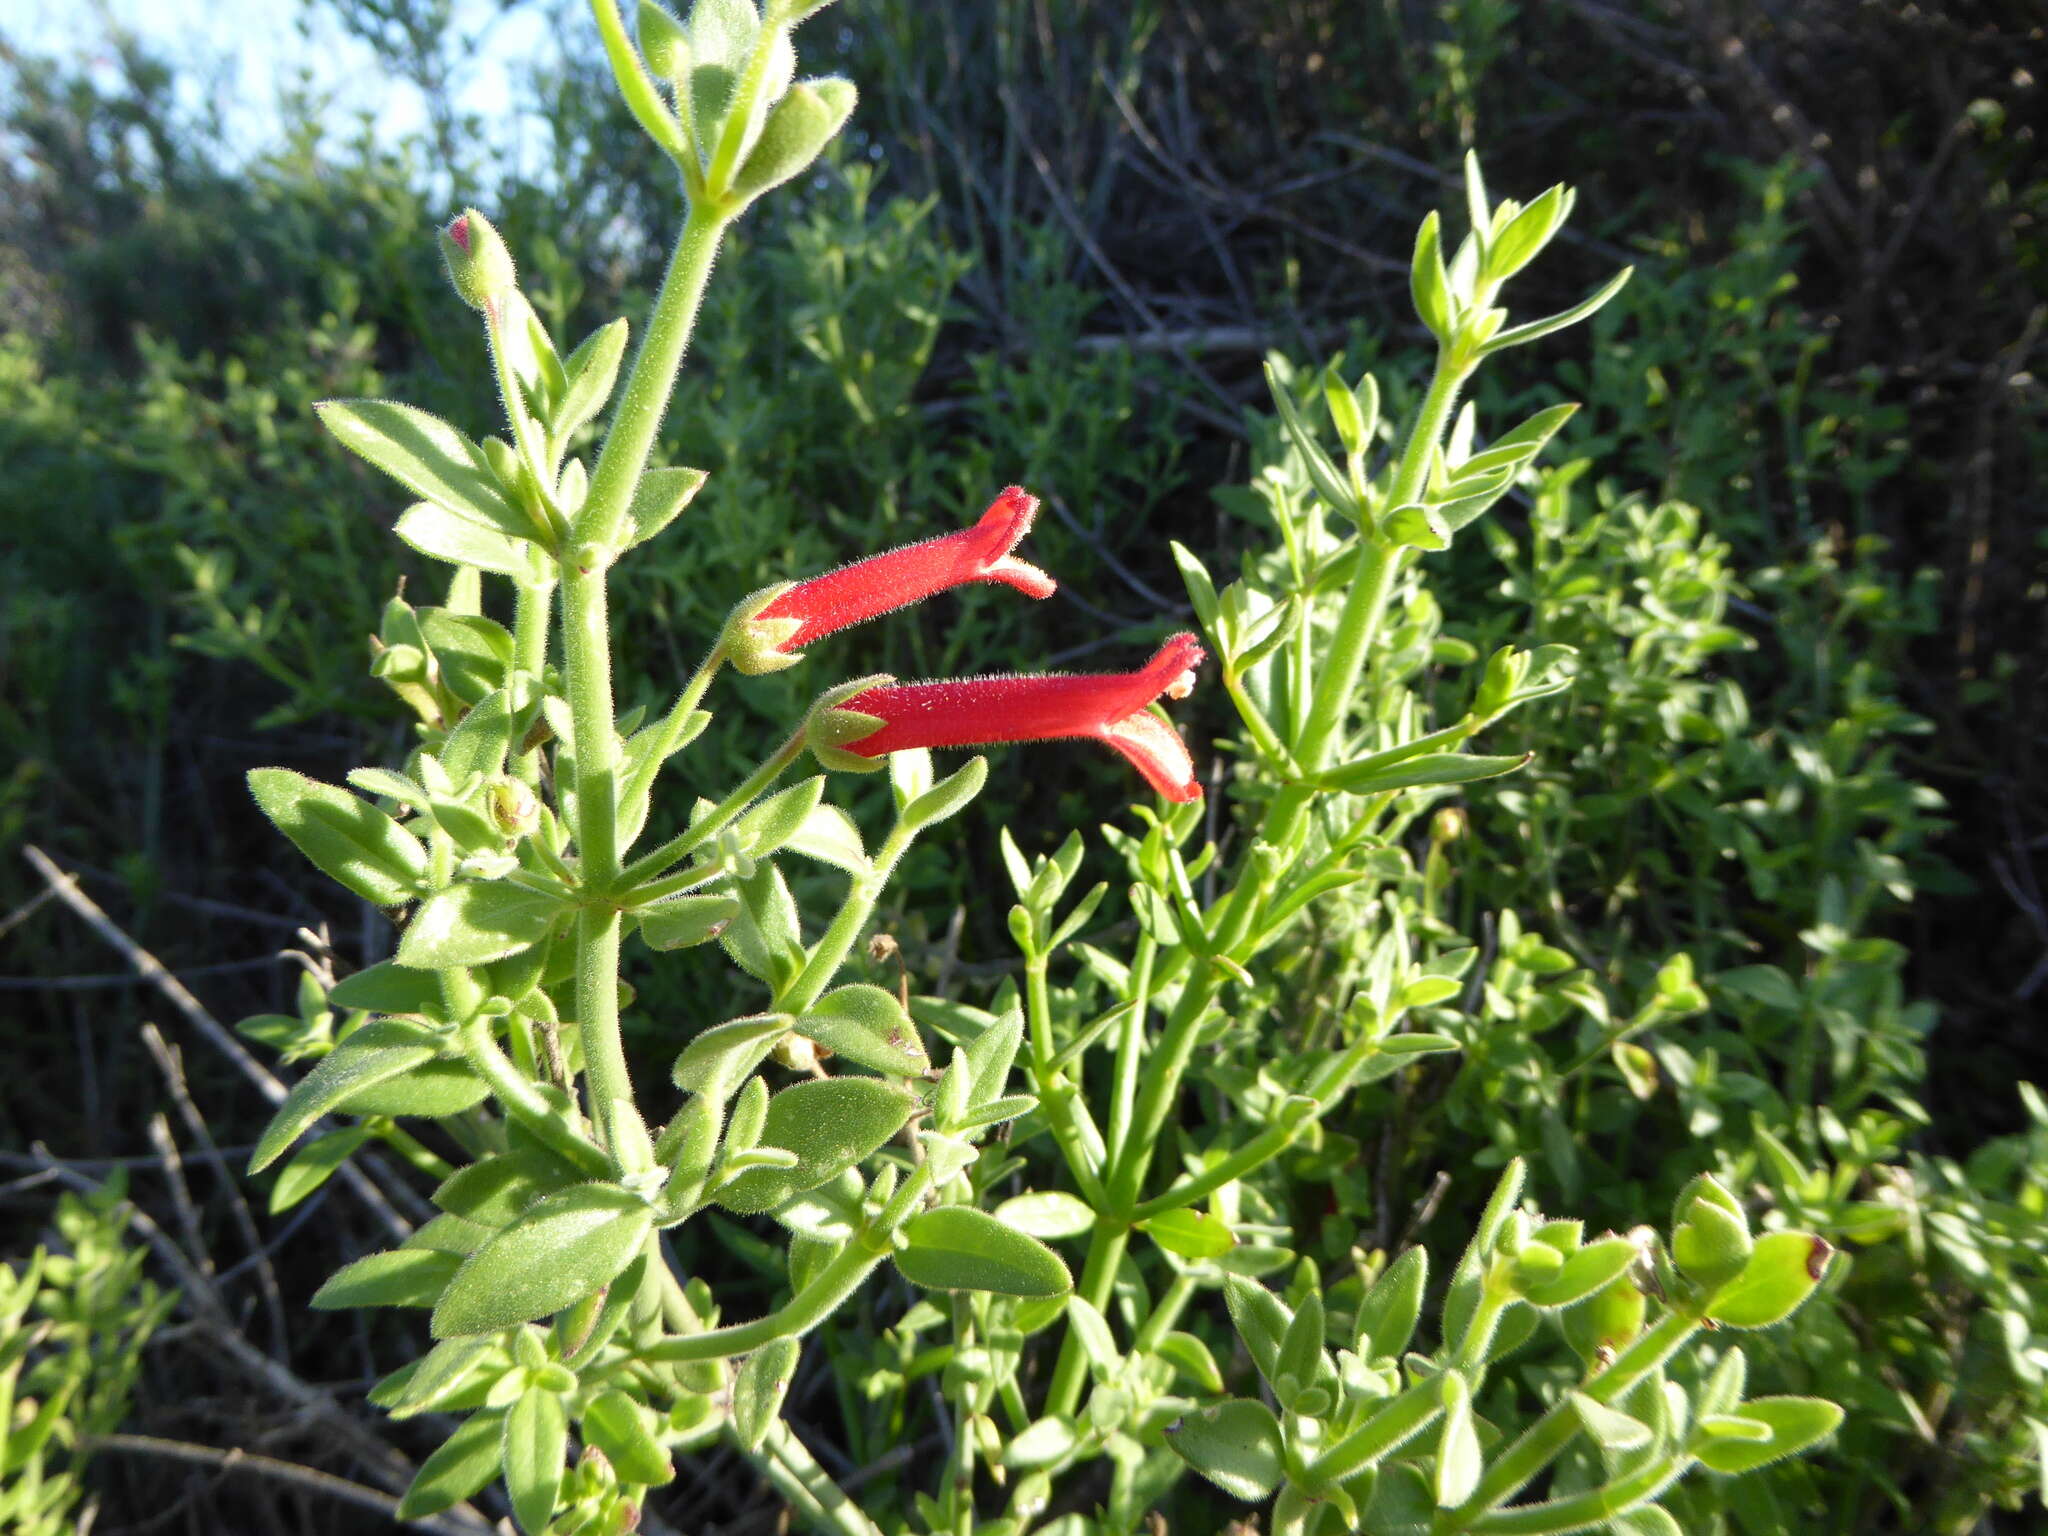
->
[1431,806,1467,844]
[1671,1173,1754,1292]
[440,209,517,313]
[489,777,540,839]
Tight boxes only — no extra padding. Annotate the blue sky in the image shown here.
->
[0,0,550,159]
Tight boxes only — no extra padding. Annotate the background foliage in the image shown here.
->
[0,0,2042,1530]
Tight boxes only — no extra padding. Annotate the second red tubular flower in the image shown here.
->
[822,634,1208,802]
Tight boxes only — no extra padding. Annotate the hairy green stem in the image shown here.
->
[743,1420,887,1536]
[1460,1456,1689,1535]
[619,724,803,888]
[645,1160,938,1364]
[1308,1379,1446,1484]
[1042,1220,1129,1421]
[456,1013,610,1177]
[1440,1309,1703,1522]
[777,820,915,1016]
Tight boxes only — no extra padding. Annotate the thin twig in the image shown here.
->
[21,845,413,1245]
[82,1435,486,1535]
[142,1022,291,1358]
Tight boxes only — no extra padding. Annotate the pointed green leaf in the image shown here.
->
[579,1389,673,1486]
[1693,1397,1844,1474]
[396,1411,505,1520]
[250,1019,439,1172]
[432,1184,653,1337]
[1357,1246,1428,1359]
[328,960,444,1016]
[733,1337,800,1451]
[270,1128,373,1213]
[895,1207,1073,1297]
[316,400,530,539]
[312,1247,461,1310]
[396,502,532,576]
[503,1385,568,1534]
[715,1077,915,1214]
[248,769,428,906]
[1223,1275,1293,1385]
[671,1014,790,1097]
[1165,1398,1284,1502]
[795,985,929,1077]
[1140,1207,1237,1261]
[399,882,570,969]
[1316,751,1529,797]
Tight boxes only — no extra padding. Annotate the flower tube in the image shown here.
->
[727,487,1053,672]
[813,634,1207,802]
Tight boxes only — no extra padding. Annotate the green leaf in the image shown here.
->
[556,319,630,446]
[1481,266,1633,355]
[396,1411,505,1520]
[1410,210,1454,339]
[338,1059,492,1118]
[733,1337,799,1451]
[1520,1235,1638,1309]
[579,1389,673,1486]
[721,861,805,988]
[399,882,570,969]
[441,689,516,785]
[1276,1289,1327,1403]
[1315,751,1528,797]
[1570,1391,1653,1451]
[715,1077,914,1214]
[1435,1373,1482,1507]
[1265,361,1357,520]
[316,400,530,539]
[328,961,443,1015]
[377,1335,495,1417]
[1156,1330,1225,1393]
[671,1014,791,1097]
[1357,1246,1428,1359]
[895,1207,1073,1296]
[248,769,428,905]
[270,1128,372,1213]
[1382,502,1451,552]
[624,465,709,547]
[782,801,868,875]
[1171,541,1220,630]
[313,1247,461,1309]
[640,893,740,952]
[729,77,858,203]
[503,1385,568,1534]
[434,1149,580,1229]
[1224,1275,1293,1385]
[964,1008,1024,1106]
[250,1020,439,1172]
[417,609,515,705]
[1484,183,1568,283]
[795,985,929,1077]
[900,755,988,832]
[395,502,531,576]
[1004,1417,1080,1471]
[994,1190,1097,1241]
[1139,1207,1237,1260]
[1693,1397,1844,1474]
[432,1184,653,1337]
[1707,1232,1833,1329]
[1165,1398,1284,1502]
[736,777,826,860]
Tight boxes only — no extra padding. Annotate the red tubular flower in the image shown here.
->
[826,634,1207,802]
[731,487,1053,671]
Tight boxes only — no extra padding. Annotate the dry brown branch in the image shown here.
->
[22,844,415,1246]
[82,1434,490,1536]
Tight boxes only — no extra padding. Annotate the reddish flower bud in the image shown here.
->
[824,634,1207,801]
[439,208,516,312]
[727,488,1053,673]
